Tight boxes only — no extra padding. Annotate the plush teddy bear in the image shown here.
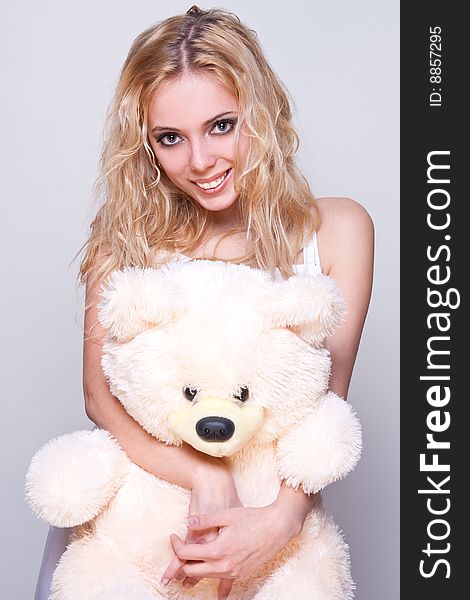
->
[27,259,362,600]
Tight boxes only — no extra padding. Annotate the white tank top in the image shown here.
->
[158,231,322,276]
[293,231,322,276]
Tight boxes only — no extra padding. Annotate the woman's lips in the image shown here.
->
[192,169,232,194]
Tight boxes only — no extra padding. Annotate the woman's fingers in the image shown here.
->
[171,533,219,561]
[162,522,225,586]
[160,550,185,585]
[169,534,235,580]
[182,576,201,588]
[180,562,221,578]
[218,577,234,600]
[186,509,233,531]
[185,527,218,545]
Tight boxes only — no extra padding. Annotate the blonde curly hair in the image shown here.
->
[80,6,318,284]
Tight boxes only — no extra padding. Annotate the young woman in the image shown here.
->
[35,6,373,600]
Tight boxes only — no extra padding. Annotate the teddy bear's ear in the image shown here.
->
[98,268,183,342]
[266,274,346,346]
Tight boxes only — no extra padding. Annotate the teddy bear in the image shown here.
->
[26,259,362,600]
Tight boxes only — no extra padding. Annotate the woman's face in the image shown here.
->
[148,73,247,215]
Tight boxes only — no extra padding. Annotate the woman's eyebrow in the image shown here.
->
[151,111,236,134]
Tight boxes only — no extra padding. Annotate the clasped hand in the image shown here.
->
[161,470,303,600]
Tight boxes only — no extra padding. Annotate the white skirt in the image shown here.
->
[35,526,72,600]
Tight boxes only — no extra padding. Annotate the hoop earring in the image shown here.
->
[144,140,161,188]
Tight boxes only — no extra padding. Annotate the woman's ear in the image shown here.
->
[265,274,346,346]
[98,267,184,342]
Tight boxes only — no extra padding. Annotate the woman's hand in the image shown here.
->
[163,488,308,598]
[162,461,242,598]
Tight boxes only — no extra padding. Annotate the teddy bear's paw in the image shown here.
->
[277,392,362,494]
[26,429,129,527]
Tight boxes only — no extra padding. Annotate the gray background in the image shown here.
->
[1,0,399,598]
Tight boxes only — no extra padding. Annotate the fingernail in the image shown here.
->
[185,516,198,526]
[161,578,169,586]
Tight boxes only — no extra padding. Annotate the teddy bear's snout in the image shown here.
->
[168,398,264,456]
[195,416,235,442]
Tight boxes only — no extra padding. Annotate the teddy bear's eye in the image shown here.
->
[234,386,249,402]
[183,386,199,401]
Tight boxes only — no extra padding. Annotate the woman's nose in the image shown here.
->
[189,139,217,173]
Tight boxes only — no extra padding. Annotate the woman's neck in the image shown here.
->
[188,232,246,260]
[204,201,243,235]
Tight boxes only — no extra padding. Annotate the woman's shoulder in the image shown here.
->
[315,197,374,276]
[316,197,373,229]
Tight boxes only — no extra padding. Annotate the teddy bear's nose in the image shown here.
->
[195,417,235,442]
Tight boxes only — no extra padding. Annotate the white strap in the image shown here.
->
[302,231,322,274]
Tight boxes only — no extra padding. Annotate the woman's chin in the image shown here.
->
[194,189,239,215]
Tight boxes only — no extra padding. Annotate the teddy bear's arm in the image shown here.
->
[26,429,130,527]
[276,391,362,494]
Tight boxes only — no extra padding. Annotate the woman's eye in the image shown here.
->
[233,386,249,402]
[211,119,236,135]
[157,132,182,146]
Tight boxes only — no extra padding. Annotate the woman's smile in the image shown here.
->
[192,168,232,193]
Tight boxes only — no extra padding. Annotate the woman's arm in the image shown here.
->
[317,197,375,399]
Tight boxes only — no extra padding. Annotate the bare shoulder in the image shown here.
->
[316,197,374,275]
[317,197,374,237]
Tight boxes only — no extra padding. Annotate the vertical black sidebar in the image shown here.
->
[401,3,466,598]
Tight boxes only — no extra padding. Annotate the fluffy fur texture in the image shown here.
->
[26,260,361,599]
[26,430,129,527]
[276,392,362,494]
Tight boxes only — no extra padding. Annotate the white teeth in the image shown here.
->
[195,171,228,190]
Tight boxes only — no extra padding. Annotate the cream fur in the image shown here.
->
[26,260,361,599]
[276,392,362,494]
[26,430,129,527]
